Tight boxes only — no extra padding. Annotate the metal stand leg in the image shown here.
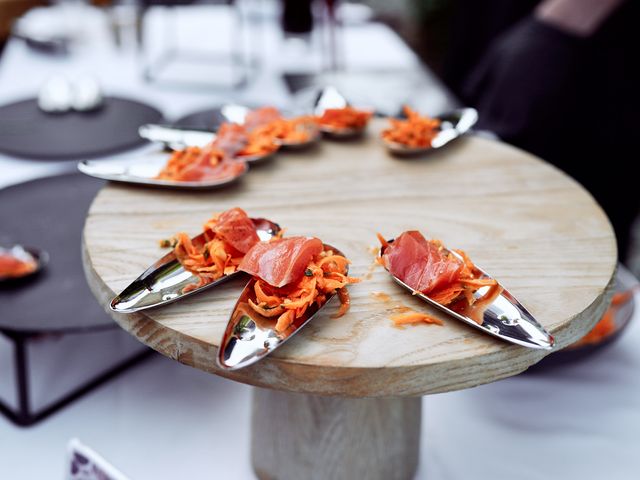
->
[0,331,154,427]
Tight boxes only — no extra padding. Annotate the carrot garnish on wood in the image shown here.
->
[391,311,444,326]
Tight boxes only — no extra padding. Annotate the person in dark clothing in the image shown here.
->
[443,0,637,261]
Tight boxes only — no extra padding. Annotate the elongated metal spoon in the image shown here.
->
[110,219,281,313]
[218,243,346,370]
[383,107,478,155]
[139,124,216,150]
[78,152,248,189]
[379,239,554,349]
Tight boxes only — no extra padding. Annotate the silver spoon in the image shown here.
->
[217,243,346,370]
[110,218,281,313]
[77,151,249,190]
[382,107,478,155]
[138,124,217,150]
[313,86,348,116]
[379,238,554,350]
[221,103,251,124]
[0,245,49,284]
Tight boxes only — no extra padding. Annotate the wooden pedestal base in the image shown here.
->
[251,388,421,480]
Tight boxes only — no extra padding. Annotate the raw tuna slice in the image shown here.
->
[382,231,462,294]
[211,207,260,254]
[239,236,323,287]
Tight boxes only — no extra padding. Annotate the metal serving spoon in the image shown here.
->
[379,238,554,350]
[382,107,478,155]
[218,243,346,370]
[138,124,216,151]
[110,218,281,313]
[78,152,249,189]
[0,245,49,284]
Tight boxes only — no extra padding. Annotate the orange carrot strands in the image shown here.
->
[161,208,260,294]
[247,249,360,333]
[317,107,372,130]
[381,105,441,148]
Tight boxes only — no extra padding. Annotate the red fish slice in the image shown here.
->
[239,236,323,288]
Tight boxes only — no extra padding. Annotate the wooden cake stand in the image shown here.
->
[83,121,616,479]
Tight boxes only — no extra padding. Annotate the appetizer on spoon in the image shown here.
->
[110,208,281,313]
[382,106,478,155]
[0,245,48,283]
[78,148,248,189]
[313,86,373,138]
[377,231,554,349]
[218,236,359,370]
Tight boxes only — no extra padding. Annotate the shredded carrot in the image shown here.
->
[391,311,444,326]
[248,249,360,333]
[317,107,372,130]
[161,209,258,293]
[253,116,318,145]
[381,105,441,148]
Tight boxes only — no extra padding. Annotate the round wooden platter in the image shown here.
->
[83,120,617,398]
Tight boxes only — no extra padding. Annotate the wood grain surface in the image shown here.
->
[83,120,617,397]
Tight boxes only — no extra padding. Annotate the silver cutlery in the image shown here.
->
[110,218,281,313]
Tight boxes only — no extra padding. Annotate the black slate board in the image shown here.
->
[0,97,163,161]
[0,173,115,333]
